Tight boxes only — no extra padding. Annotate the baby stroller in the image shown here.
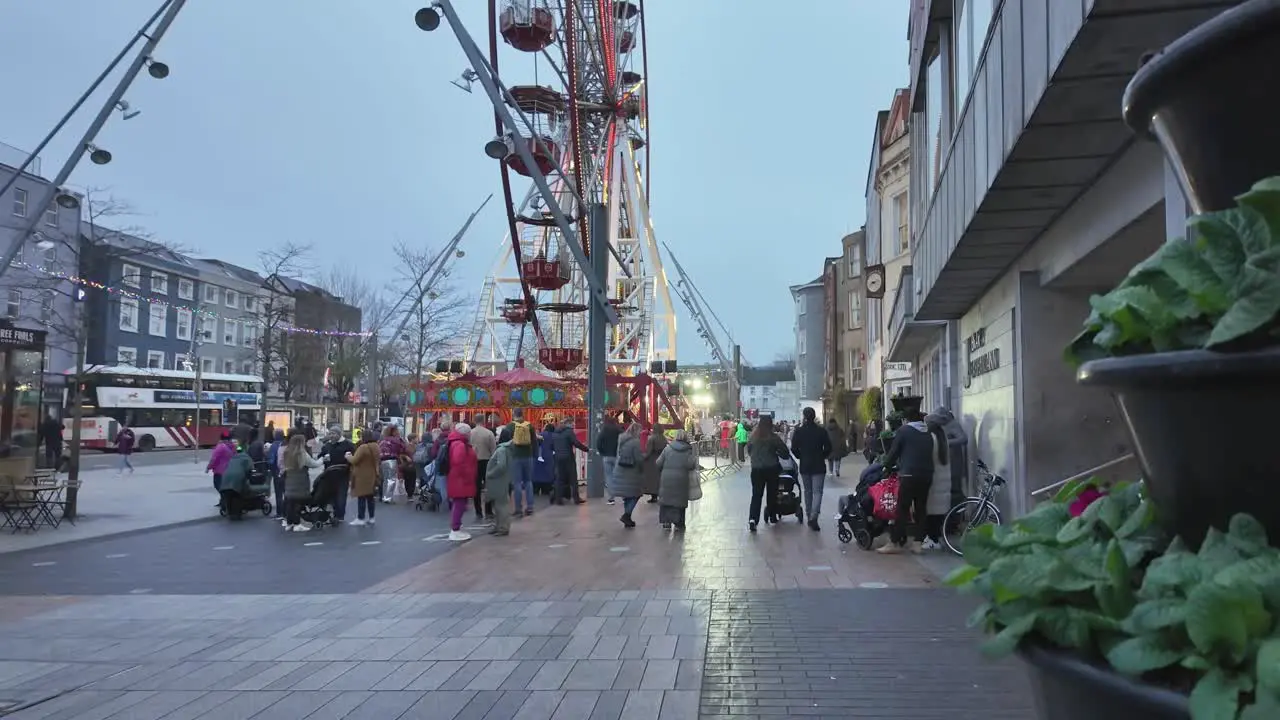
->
[220,460,274,519]
[836,462,894,550]
[414,463,443,512]
[769,454,804,524]
[299,465,344,528]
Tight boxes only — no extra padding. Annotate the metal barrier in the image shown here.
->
[1030,453,1137,498]
[696,438,741,480]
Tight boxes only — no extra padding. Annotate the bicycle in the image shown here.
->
[941,458,1005,557]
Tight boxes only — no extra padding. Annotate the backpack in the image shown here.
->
[436,439,454,476]
[511,421,532,446]
[413,441,431,465]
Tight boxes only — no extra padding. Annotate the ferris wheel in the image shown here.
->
[458,0,676,378]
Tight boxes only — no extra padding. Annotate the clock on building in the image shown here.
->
[865,264,886,299]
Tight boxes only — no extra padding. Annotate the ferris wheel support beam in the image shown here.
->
[428,0,619,326]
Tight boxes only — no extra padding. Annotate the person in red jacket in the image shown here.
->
[445,423,479,542]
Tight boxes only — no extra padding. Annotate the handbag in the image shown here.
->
[688,466,703,501]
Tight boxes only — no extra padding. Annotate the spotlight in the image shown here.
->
[55,192,81,210]
[86,144,112,165]
[414,7,441,31]
[145,58,170,79]
[450,69,478,93]
[484,136,509,160]
[455,249,466,258]
[116,100,141,120]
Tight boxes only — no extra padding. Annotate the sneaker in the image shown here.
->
[877,542,903,554]
[349,519,366,527]
[749,521,758,533]
[606,498,616,505]
[921,537,940,551]
[524,509,533,517]
[908,540,924,555]
[367,517,376,525]
[620,514,636,528]
[661,523,672,530]
[291,524,311,533]
[448,530,471,542]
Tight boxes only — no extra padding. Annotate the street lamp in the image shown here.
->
[145,57,170,79]
[414,7,442,31]
[55,192,81,210]
[86,144,112,165]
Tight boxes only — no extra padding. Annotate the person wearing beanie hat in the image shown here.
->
[444,422,479,541]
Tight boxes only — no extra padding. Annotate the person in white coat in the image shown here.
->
[922,411,953,550]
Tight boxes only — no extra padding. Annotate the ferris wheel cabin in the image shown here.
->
[499,1,556,53]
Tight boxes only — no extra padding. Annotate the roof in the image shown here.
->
[789,277,823,296]
[193,258,266,285]
[741,365,795,386]
[84,223,193,267]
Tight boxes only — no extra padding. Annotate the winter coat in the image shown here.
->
[206,440,235,475]
[927,431,953,516]
[595,422,621,457]
[549,426,587,458]
[378,434,406,461]
[445,430,479,500]
[348,443,381,497]
[283,449,323,500]
[535,429,555,484]
[611,434,645,497]
[656,440,696,508]
[471,425,497,461]
[641,432,667,496]
[826,423,848,458]
[221,452,253,495]
[116,428,136,455]
[747,433,789,469]
[883,421,936,479]
[789,421,831,475]
[486,442,513,498]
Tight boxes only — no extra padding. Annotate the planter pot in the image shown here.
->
[888,395,923,417]
[1021,644,1187,720]
[1122,0,1280,213]
[1077,347,1280,548]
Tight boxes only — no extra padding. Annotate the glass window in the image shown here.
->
[146,351,165,369]
[241,323,257,348]
[925,47,943,191]
[40,290,53,323]
[178,278,194,300]
[119,298,139,332]
[848,244,861,276]
[121,264,142,288]
[243,295,256,312]
[203,284,219,304]
[225,289,239,308]
[5,289,19,319]
[117,347,138,366]
[43,205,58,228]
[954,0,973,117]
[895,192,910,252]
[201,357,215,373]
[148,303,167,336]
[223,318,238,345]
[198,315,213,342]
[176,308,192,340]
[222,359,235,374]
[174,353,191,371]
[12,188,28,217]
[849,291,862,329]
[150,272,168,294]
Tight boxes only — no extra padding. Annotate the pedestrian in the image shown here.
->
[470,414,497,521]
[641,427,666,504]
[282,433,324,532]
[321,426,356,523]
[218,443,254,521]
[378,425,406,503]
[444,422,479,542]
[877,408,935,555]
[825,417,848,477]
[790,408,832,532]
[595,414,622,505]
[268,429,286,517]
[656,429,698,531]
[39,411,62,470]
[205,430,234,499]
[613,422,645,528]
[485,430,514,536]
[233,417,254,447]
[551,417,588,505]
[746,416,788,532]
[922,411,953,550]
[504,409,538,515]
[114,421,137,476]
[734,419,749,463]
[347,434,380,526]
[401,434,419,500]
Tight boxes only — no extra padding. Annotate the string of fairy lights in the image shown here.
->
[13,260,373,338]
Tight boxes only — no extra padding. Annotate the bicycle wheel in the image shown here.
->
[942,498,1002,557]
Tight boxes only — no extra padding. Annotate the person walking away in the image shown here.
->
[470,415,497,520]
[205,430,234,504]
[115,422,137,476]
[218,444,254,520]
[922,411,952,550]
[825,418,848,477]
[347,435,380,525]
[39,412,62,470]
[790,408,832,532]
[535,422,555,500]
[505,410,538,515]
[550,417,589,505]
[443,423,479,541]
[321,426,356,523]
[401,434,418,500]
[746,416,789,532]
[282,433,324,532]
[734,420,749,463]
[232,417,254,448]
[641,428,666,504]
[596,414,622,505]
[864,420,881,463]
[656,429,697,531]
[612,423,645,527]
[268,429,286,518]
[485,432,515,536]
[878,409,935,554]
[378,425,406,503]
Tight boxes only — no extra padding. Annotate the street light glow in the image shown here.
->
[693,393,713,407]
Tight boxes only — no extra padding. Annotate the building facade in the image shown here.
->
[895,0,1234,514]
[789,278,824,409]
[819,229,870,429]
[738,364,796,419]
[865,90,916,401]
[190,259,274,379]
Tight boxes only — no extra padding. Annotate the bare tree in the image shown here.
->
[382,241,468,388]
[251,242,312,409]
[315,266,393,402]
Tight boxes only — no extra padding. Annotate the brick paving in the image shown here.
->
[0,464,1035,718]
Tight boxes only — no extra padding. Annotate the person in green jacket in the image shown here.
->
[486,431,514,536]
[219,447,255,521]
[734,420,750,463]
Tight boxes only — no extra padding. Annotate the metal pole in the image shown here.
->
[190,308,202,463]
[0,0,188,283]
[585,202,609,499]
[732,344,742,465]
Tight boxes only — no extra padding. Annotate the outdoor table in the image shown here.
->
[0,483,65,532]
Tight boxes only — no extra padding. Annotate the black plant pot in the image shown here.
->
[1122,0,1280,213]
[889,395,923,417]
[1077,347,1280,549]
[1022,644,1187,720]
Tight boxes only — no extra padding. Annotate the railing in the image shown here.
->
[888,267,914,348]
[0,142,41,177]
[1030,453,1137,498]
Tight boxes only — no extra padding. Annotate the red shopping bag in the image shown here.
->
[869,475,900,522]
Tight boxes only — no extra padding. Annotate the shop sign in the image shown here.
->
[0,324,45,347]
[963,327,1001,388]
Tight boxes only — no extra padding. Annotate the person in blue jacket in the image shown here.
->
[534,422,556,499]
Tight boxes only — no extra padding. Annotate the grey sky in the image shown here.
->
[0,1,907,363]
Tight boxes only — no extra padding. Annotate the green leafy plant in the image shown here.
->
[856,386,882,426]
[947,480,1280,719]
[1066,176,1280,366]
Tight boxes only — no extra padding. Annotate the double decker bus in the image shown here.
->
[66,365,263,451]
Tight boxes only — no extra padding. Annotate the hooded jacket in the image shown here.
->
[789,420,831,475]
[883,421,936,478]
[444,430,479,500]
[656,439,697,507]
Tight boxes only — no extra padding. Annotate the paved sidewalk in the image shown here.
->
[0,462,219,555]
[0,463,1034,719]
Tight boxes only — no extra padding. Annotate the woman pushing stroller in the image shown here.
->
[281,433,325,532]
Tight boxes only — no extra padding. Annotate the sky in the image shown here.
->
[0,0,909,366]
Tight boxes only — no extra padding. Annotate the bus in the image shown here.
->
[65,365,264,451]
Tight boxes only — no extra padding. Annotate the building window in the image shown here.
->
[895,192,910,253]
[119,297,139,332]
[849,291,862,329]
[925,46,944,190]
[150,271,168,294]
[5,290,19,319]
[242,322,257,348]
[848,244,861,277]
[177,278,194,300]
[223,359,235,374]
[117,347,138,366]
[203,284,220,304]
[201,357,215,373]
[176,307,193,341]
[146,350,165,369]
[241,360,254,375]
[850,352,863,388]
[148,303,167,336]
[174,353,192,371]
[12,188,28,218]
[43,205,58,228]
[243,295,256,312]
[40,290,54,323]
[8,242,20,266]
[797,293,807,316]
[223,318,238,345]
[41,242,56,264]
[225,289,239,309]
[121,263,142,288]
[953,0,994,120]
[198,315,213,342]
[798,332,807,356]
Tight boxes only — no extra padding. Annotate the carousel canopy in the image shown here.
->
[485,366,567,385]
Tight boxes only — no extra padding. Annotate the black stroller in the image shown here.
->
[768,454,804,524]
[836,462,891,550]
[299,465,345,528]
[220,460,273,519]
